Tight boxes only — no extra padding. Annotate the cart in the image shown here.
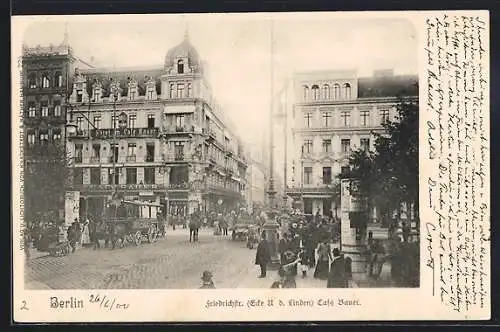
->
[106,200,163,247]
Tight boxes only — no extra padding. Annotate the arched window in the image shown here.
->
[333,84,340,100]
[187,83,192,97]
[55,72,63,87]
[42,74,50,88]
[344,83,352,99]
[303,85,309,101]
[177,60,184,74]
[170,83,176,98]
[28,73,37,88]
[322,84,330,100]
[311,85,320,100]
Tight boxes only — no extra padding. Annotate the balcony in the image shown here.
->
[75,127,160,139]
[164,125,195,136]
[204,127,217,141]
[126,155,137,162]
[89,156,100,163]
[205,185,242,198]
[107,156,119,163]
[168,182,190,191]
[225,147,233,157]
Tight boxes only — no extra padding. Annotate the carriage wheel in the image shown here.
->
[134,231,142,246]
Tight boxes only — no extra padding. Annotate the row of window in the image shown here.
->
[26,101,62,118]
[301,138,370,154]
[169,82,193,99]
[90,82,157,103]
[74,142,157,163]
[206,174,240,192]
[26,129,62,145]
[303,109,389,128]
[73,167,157,185]
[302,166,350,185]
[303,83,352,101]
[27,72,64,89]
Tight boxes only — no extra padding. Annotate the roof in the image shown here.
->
[164,34,202,72]
[79,66,163,97]
[357,75,418,98]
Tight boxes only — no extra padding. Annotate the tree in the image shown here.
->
[24,142,71,225]
[341,97,419,227]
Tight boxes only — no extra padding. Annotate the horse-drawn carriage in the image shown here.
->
[231,211,253,241]
[100,200,164,248]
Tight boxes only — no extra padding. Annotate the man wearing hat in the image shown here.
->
[200,270,216,289]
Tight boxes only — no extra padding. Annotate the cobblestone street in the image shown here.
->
[25,228,259,289]
[25,227,395,289]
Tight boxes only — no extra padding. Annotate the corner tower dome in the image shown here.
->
[164,31,202,74]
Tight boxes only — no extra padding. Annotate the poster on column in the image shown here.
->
[11,10,490,322]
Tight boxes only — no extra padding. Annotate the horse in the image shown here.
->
[189,218,201,242]
[90,221,112,250]
[107,222,128,249]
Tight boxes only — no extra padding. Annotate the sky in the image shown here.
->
[21,13,418,177]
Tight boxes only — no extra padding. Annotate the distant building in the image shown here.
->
[22,33,93,225]
[286,69,418,217]
[65,33,248,222]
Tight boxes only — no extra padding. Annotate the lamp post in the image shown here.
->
[262,20,280,270]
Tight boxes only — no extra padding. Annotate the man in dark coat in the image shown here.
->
[255,233,271,278]
[327,248,348,288]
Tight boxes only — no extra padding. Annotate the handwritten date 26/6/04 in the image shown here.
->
[89,294,129,310]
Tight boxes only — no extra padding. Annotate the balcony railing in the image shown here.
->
[163,125,195,134]
[89,156,100,163]
[71,127,160,139]
[126,155,137,162]
[205,185,242,197]
[168,183,190,190]
[108,156,119,163]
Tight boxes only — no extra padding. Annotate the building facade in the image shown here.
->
[286,69,418,217]
[65,33,248,223]
[22,36,92,225]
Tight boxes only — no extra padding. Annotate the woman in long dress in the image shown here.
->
[314,241,332,280]
[81,220,91,246]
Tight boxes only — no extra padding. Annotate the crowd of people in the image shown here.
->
[251,212,352,289]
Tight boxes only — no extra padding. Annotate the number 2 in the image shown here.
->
[20,300,28,310]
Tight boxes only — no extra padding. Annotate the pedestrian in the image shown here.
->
[81,219,91,246]
[199,270,216,289]
[67,222,77,253]
[278,233,289,265]
[314,240,331,280]
[255,232,271,278]
[402,222,411,242]
[280,250,300,288]
[297,248,308,278]
[327,248,348,288]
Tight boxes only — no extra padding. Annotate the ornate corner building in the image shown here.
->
[286,69,418,218]
[64,33,248,222]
